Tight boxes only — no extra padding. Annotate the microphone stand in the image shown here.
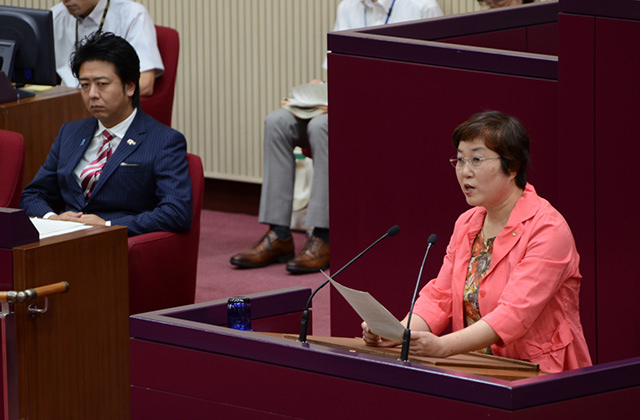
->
[298,225,401,343]
[400,234,437,362]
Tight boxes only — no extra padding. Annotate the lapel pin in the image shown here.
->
[80,139,86,146]
[127,139,136,146]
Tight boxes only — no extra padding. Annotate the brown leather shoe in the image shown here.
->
[286,235,330,274]
[230,230,294,268]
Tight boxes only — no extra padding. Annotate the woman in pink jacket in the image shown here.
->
[362,111,591,372]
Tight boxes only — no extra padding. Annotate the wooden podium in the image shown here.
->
[1,224,129,420]
[0,86,90,185]
[130,287,640,419]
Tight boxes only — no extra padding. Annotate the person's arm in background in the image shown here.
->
[139,70,157,96]
[421,0,445,18]
[118,3,164,96]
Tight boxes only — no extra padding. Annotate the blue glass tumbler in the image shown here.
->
[227,296,252,330]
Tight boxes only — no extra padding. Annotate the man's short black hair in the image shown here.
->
[70,31,141,108]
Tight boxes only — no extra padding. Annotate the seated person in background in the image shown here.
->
[480,0,535,8]
[230,0,444,274]
[52,0,163,96]
[362,111,592,373]
[20,32,192,237]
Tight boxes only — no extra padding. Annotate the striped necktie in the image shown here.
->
[80,130,113,198]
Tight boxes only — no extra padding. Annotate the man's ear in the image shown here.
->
[125,80,136,98]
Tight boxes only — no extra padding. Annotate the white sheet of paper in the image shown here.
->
[29,217,92,239]
[330,279,405,342]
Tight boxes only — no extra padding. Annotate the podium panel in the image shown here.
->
[326,4,561,343]
[9,226,129,420]
[130,288,639,419]
[557,5,640,364]
[591,14,640,363]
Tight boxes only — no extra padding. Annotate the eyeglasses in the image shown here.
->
[449,156,501,169]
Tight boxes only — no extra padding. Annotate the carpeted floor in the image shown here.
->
[195,209,330,336]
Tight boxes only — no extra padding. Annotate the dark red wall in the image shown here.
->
[328,53,560,343]
[557,10,640,364]
[440,23,558,56]
[328,2,640,365]
[592,16,640,362]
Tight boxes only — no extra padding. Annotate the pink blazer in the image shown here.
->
[413,184,592,372]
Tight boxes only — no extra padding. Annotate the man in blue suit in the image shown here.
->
[20,32,192,237]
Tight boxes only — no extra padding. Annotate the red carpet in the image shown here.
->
[195,210,330,336]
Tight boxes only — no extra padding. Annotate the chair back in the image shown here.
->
[140,25,180,126]
[0,129,25,208]
[167,152,204,303]
[186,152,205,269]
[127,152,204,314]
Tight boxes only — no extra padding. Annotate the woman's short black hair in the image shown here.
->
[452,111,530,189]
[70,31,141,108]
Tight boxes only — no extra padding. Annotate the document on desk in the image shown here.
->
[29,217,92,239]
[330,279,405,342]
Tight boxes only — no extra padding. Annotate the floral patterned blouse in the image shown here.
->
[463,231,495,355]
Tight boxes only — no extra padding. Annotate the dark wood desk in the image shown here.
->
[5,225,129,420]
[0,86,90,185]
[281,334,543,381]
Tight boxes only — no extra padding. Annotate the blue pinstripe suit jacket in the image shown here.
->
[20,110,192,236]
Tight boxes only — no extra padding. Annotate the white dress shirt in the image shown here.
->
[51,0,164,87]
[73,108,137,184]
[324,0,443,69]
[333,0,443,31]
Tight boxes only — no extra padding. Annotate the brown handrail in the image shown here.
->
[0,281,70,303]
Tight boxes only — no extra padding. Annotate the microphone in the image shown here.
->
[298,224,401,343]
[400,233,437,362]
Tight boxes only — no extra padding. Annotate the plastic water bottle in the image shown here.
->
[227,296,252,330]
